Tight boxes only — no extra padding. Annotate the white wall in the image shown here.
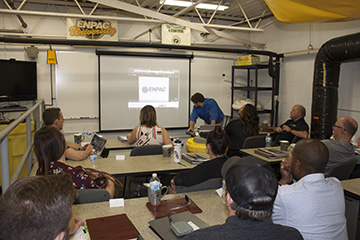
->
[1,11,360,140]
[251,19,360,143]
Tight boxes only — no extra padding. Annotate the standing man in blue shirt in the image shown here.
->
[188,92,224,132]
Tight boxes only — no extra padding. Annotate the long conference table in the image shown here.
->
[30,154,196,177]
[341,178,360,240]
[72,189,228,240]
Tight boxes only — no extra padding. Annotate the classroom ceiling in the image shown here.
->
[0,0,274,49]
[1,0,359,49]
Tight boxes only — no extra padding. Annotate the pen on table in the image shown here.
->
[178,162,186,167]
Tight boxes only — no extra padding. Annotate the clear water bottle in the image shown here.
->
[90,149,97,162]
[265,133,272,148]
[82,127,89,142]
[173,138,182,163]
[88,127,93,141]
[149,173,161,206]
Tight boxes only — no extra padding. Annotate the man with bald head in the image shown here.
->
[275,105,309,144]
[321,116,358,175]
[272,139,347,239]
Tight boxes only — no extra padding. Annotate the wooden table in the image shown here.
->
[30,154,195,177]
[341,178,360,240]
[72,189,228,240]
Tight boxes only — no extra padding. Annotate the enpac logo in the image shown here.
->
[142,86,166,93]
[68,19,117,40]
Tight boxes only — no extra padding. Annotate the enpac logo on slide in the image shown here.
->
[139,77,169,102]
[142,86,166,93]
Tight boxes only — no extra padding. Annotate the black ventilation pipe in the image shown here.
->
[311,32,360,139]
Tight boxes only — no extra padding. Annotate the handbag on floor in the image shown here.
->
[85,168,123,189]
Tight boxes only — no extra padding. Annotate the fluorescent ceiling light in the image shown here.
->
[160,0,229,11]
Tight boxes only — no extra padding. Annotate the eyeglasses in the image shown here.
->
[333,124,347,131]
[167,195,191,223]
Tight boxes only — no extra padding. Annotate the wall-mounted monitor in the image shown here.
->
[0,59,37,102]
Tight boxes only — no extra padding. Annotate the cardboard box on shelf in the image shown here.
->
[236,55,260,65]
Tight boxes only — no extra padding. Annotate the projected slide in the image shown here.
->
[128,70,179,109]
[99,54,190,131]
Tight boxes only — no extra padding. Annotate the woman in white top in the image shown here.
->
[127,105,173,146]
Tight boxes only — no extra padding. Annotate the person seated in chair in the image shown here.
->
[321,116,358,176]
[273,105,309,145]
[273,139,348,239]
[225,104,259,157]
[0,173,84,240]
[34,126,116,198]
[184,156,303,240]
[127,105,173,146]
[169,126,229,192]
[43,107,94,161]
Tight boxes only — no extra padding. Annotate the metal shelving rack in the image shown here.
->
[231,63,280,126]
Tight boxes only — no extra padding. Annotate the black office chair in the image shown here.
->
[221,115,233,129]
[74,189,110,204]
[326,158,357,180]
[127,145,163,197]
[176,178,223,193]
[130,144,163,156]
[242,135,266,149]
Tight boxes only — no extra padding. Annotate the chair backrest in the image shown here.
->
[74,189,110,204]
[242,135,266,149]
[176,178,222,193]
[221,115,233,129]
[130,144,163,156]
[326,158,357,180]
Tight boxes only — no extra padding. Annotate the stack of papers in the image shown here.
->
[181,153,209,164]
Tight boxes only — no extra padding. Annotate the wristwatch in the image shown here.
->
[290,129,292,133]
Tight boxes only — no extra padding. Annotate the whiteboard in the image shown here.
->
[55,52,98,119]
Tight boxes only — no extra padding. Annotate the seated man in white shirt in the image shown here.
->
[273,138,348,240]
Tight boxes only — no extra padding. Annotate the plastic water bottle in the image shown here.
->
[265,133,272,148]
[173,138,182,163]
[149,173,161,206]
[90,149,97,163]
[82,127,89,142]
[88,127,93,141]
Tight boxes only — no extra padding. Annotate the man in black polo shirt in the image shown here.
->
[275,105,309,144]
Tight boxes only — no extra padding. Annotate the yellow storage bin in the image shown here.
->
[186,137,207,153]
[0,121,35,186]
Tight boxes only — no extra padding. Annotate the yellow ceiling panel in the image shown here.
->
[264,0,360,23]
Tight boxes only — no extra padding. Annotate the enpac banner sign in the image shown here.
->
[66,18,118,41]
[161,24,191,46]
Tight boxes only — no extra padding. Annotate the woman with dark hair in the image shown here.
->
[127,105,173,146]
[225,104,259,156]
[170,125,229,191]
[34,126,115,198]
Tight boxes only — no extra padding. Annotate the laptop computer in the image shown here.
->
[90,134,107,154]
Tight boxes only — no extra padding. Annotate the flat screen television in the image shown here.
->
[0,59,37,102]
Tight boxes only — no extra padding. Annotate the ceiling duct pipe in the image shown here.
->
[311,32,360,139]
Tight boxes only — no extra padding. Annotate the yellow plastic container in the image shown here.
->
[186,137,207,153]
[0,121,35,185]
